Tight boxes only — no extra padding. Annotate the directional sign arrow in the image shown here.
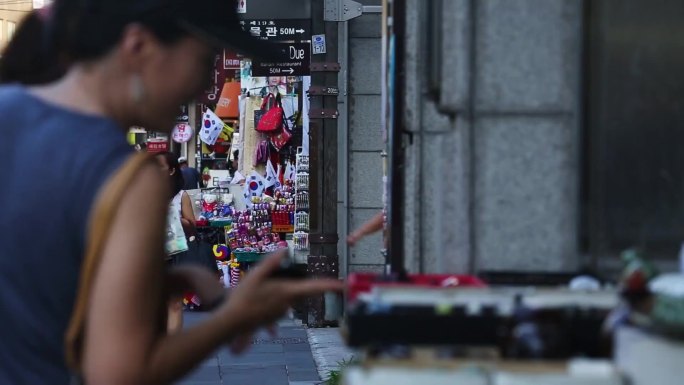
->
[283,68,295,75]
[296,29,306,34]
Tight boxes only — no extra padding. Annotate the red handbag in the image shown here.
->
[256,93,284,133]
[270,123,292,151]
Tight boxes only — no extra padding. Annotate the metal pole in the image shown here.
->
[337,20,350,279]
[386,0,407,275]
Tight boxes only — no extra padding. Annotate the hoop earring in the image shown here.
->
[130,74,145,103]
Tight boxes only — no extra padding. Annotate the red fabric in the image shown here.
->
[212,139,230,155]
[255,94,283,133]
[270,125,292,151]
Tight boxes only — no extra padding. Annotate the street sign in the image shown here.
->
[251,42,311,77]
[240,19,312,42]
[199,54,227,105]
[312,34,327,54]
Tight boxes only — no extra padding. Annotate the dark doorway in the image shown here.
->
[583,0,684,259]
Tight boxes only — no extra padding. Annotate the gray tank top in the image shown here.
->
[0,86,133,384]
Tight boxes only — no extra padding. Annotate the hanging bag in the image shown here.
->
[253,95,270,128]
[254,139,270,164]
[255,93,284,133]
[270,122,293,151]
[64,153,161,378]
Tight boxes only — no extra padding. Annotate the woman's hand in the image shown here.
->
[217,251,343,335]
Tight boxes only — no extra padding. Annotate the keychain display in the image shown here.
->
[295,211,310,232]
[228,181,293,286]
[228,204,288,254]
[296,191,309,211]
[296,172,309,191]
[293,232,309,251]
[293,147,311,254]
[272,180,296,232]
[296,148,309,172]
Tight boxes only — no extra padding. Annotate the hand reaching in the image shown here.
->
[347,212,384,247]
[217,251,344,336]
[166,265,226,304]
[347,232,361,246]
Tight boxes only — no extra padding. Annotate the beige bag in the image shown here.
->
[64,153,155,372]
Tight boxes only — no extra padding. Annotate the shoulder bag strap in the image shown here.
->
[64,152,155,372]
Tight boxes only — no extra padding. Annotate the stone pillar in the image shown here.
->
[402,0,583,274]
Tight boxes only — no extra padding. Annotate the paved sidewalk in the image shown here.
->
[307,328,356,380]
[175,312,321,385]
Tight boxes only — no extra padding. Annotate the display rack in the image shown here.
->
[294,147,310,252]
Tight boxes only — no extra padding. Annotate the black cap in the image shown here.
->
[173,0,280,60]
[78,0,280,60]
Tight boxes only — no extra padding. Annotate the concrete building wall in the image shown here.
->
[341,0,386,275]
[0,3,31,51]
[402,0,583,273]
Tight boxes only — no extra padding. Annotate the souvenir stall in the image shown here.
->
[225,179,294,283]
[188,50,311,291]
[176,53,243,310]
[226,57,311,277]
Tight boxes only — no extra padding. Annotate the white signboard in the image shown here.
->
[172,122,193,144]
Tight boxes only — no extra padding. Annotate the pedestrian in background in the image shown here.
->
[229,149,240,175]
[0,1,342,384]
[179,156,201,190]
[157,151,197,334]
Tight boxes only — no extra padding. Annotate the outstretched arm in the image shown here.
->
[82,163,343,385]
[347,212,384,246]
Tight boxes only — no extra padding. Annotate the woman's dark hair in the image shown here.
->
[0,1,190,85]
[0,11,65,84]
[52,1,189,63]
[156,151,184,198]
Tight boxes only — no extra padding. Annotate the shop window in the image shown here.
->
[581,0,684,259]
